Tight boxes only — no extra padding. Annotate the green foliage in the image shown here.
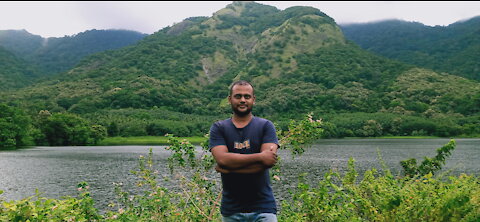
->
[318,112,476,138]
[400,139,456,177]
[0,29,146,76]
[0,47,38,90]
[35,112,107,146]
[84,108,220,137]
[280,160,480,221]
[98,136,205,146]
[290,43,410,90]
[0,183,101,222]
[387,68,480,116]
[0,103,31,148]
[278,113,324,155]
[108,135,220,221]
[341,17,480,80]
[217,2,334,34]
[90,124,108,145]
[165,134,197,171]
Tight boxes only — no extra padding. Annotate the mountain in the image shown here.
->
[0,46,38,90]
[2,1,479,138]
[0,29,147,77]
[340,16,480,80]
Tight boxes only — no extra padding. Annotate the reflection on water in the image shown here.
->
[0,139,478,211]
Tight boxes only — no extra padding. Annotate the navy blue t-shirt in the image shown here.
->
[209,116,279,216]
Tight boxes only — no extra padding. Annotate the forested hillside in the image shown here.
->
[1,1,479,146]
[0,46,38,90]
[0,29,146,78]
[340,17,480,80]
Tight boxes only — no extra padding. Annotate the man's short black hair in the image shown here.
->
[229,80,254,96]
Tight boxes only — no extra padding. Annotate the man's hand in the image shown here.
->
[260,145,277,167]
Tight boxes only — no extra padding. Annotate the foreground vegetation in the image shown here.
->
[1,114,478,221]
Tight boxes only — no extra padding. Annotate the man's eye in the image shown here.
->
[234,94,252,99]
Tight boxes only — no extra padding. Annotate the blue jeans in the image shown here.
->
[222,212,277,222]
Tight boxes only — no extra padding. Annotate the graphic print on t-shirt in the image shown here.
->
[234,139,251,149]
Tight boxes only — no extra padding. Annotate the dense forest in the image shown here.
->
[0,29,146,79]
[1,1,479,148]
[340,17,480,80]
[0,46,38,90]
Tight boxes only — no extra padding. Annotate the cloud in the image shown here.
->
[74,1,228,34]
[1,1,479,37]
[260,1,480,26]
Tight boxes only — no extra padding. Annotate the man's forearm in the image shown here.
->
[216,152,264,170]
[216,163,267,174]
[212,144,277,170]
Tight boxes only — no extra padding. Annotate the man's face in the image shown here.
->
[228,84,256,117]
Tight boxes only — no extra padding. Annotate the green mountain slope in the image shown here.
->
[0,29,147,76]
[2,1,479,138]
[340,17,480,80]
[0,46,38,90]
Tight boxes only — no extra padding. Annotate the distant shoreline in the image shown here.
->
[97,135,480,146]
[340,136,480,140]
[97,136,206,146]
[3,136,477,150]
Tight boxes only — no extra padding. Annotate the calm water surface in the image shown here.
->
[1,138,478,211]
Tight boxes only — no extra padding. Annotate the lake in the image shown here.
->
[1,138,478,211]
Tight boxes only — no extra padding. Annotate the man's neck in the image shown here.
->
[232,113,253,128]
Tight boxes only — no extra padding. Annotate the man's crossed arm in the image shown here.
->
[211,143,278,174]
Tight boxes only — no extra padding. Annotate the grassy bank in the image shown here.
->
[343,136,441,139]
[374,135,479,139]
[375,136,440,139]
[98,135,480,146]
[97,136,206,146]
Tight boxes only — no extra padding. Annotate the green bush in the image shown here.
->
[0,184,101,222]
[279,159,480,221]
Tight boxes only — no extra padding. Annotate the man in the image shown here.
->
[209,80,279,222]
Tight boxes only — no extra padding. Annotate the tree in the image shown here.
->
[90,124,107,145]
[39,112,106,146]
[0,104,31,148]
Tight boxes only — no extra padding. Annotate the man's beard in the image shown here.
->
[232,105,252,117]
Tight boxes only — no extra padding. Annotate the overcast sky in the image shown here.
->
[1,1,479,38]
